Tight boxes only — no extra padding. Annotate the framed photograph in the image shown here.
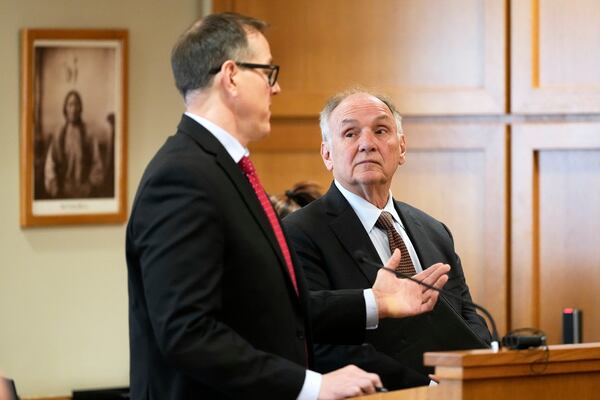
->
[20,29,128,227]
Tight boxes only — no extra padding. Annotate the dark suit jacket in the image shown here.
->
[126,115,366,400]
[283,183,491,389]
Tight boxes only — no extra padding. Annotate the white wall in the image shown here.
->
[0,0,204,397]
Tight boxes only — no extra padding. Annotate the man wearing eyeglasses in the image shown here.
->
[126,12,450,400]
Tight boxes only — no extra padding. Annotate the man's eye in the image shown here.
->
[344,131,355,138]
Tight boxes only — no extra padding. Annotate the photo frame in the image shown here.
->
[20,29,128,227]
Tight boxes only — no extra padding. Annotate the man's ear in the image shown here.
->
[321,142,334,171]
[220,60,238,95]
[398,134,407,166]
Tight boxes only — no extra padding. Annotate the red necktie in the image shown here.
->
[239,156,299,295]
[376,211,416,276]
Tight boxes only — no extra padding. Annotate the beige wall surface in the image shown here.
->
[0,0,202,397]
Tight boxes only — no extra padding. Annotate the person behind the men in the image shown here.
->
[283,89,491,390]
[270,181,323,218]
[126,14,451,400]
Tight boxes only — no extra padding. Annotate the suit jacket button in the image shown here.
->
[297,329,305,340]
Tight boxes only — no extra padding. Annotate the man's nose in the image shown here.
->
[271,81,281,95]
[357,130,376,151]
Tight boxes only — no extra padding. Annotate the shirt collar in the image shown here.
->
[334,180,403,232]
[184,112,249,163]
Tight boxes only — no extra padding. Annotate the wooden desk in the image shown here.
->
[426,342,600,399]
[352,343,600,400]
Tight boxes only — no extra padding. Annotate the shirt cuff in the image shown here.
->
[364,289,379,329]
[297,370,322,400]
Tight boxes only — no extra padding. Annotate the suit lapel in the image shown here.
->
[324,184,381,285]
[178,115,296,298]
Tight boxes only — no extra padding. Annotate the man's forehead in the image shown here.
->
[339,114,392,127]
[333,95,394,124]
[246,30,272,61]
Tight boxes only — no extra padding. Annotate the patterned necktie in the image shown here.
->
[238,156,299,295]
[375,211,416,276]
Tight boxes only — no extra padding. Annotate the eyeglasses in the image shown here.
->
[209,62,280,87]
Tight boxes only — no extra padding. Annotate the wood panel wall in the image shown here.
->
[392,123,507,334]
[217,0,505,116]
[512,0,600,113]
[512,123,600,343]
[510,0,600,343]
[215,0,600,344]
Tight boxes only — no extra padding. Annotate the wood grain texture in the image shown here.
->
[423,343,600,400]
[512,0,600,113]
[391,123,508,336]
[217,0,505,116]
[512,123,600,343]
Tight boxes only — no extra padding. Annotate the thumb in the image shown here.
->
[388,248,401,269]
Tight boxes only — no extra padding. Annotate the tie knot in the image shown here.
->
[239,156,255,176]
[375,211,395,231]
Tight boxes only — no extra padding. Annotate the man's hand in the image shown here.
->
[373,249,450,319]
[318,365,382,400]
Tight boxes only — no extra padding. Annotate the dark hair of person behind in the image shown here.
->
[170,12,267,98]
[270,181,323,218]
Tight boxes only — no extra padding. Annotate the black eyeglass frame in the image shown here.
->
[209,62,280,87]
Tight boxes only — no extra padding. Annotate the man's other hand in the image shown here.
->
[318,365,382,400]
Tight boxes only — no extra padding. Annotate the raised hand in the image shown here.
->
[372,249,450,319]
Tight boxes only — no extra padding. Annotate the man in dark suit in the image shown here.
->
[126,14,451,400]
[284,89,492,390]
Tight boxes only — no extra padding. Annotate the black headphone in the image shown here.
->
[502,328,547,350]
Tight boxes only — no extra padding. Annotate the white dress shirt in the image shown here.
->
[334,180,423,272]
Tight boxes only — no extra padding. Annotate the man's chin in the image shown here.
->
[261,123,271,138]
[248,124,271,143]
[353,173,388,186]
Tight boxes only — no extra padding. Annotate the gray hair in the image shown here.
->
[319,88,403,143]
